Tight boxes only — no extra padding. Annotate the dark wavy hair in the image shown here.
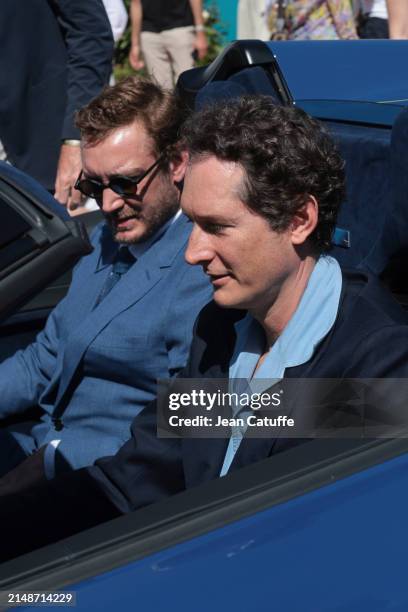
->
[76,76,187,161]
[181,96,345,253]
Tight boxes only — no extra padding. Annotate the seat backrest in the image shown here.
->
[195,66,283,110]
[330,107,408,294]
[326,121,392,275]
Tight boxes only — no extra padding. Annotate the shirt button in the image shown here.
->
[53,418,64,432]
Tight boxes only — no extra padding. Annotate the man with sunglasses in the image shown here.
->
[0,77,211,490]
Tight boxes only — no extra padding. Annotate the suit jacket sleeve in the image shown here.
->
[0,223,102,420]
[343,325,408,378]
[341,324,408,430]
[55,0,114,139]
[88,397,186,513]
[81,305,209,514]
[0,250,89,420]
[0,296,70,420]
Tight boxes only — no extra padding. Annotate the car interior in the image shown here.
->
[0,39,407,591]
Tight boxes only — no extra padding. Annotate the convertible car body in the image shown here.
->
[0,40,407,611]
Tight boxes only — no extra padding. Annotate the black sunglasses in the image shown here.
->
[74,155,164,200]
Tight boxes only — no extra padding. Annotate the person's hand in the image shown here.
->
[54,143,83,212]
[129,44,145,71]
[193,31,208,61]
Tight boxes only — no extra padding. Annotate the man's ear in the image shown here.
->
[290,196,318,246]
[169,150,189,184]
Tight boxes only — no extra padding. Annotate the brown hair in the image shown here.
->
[75,76,187,159]
[182,96,345,254]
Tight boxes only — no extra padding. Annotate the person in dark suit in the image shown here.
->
[0,0,114,209]
[1,96,408,562]
[0,77,211,485]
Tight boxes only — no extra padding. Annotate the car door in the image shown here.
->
[0,162,93,361]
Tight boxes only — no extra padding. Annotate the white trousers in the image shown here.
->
[237,0,270,40]
[141,26,196,89]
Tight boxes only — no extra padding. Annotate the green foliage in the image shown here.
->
[113,1,227,81]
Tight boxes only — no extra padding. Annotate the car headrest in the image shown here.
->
[229,66,283,102]
[195,66,283,111]
[195,80,247,111]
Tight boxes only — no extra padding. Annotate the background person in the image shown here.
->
[358,0,408,38]
[103,0,129,42]
[237,0,271,39]
[266,0,358,39]
[387,0,408,37]
[129,0,208,89]
[0,0,114,211]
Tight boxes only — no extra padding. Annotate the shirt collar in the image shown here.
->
[127,209,182,259]
[229,255,342,387]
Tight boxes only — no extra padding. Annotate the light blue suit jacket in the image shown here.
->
[0,215,212,471]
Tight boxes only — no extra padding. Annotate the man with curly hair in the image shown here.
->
[2,96,408,561]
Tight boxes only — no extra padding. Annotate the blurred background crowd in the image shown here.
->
[115,0,408,83]
[1,0,407,217]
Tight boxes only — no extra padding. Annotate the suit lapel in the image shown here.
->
[54,216,192,411]
[228,304,348,470]
[228,377,301,471]
[181,356,230,485]
[182,308,243,485]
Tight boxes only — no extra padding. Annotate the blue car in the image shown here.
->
[0,40,408,611]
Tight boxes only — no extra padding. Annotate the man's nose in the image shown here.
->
[185,226,213,266]
[101,188,124,214]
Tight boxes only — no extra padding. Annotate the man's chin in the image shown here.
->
[213,289,237,309]
[213,287,250,311]
[112,223,145,245]
[114,233,135,245]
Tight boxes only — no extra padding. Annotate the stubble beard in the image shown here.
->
[108,186,180,245]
